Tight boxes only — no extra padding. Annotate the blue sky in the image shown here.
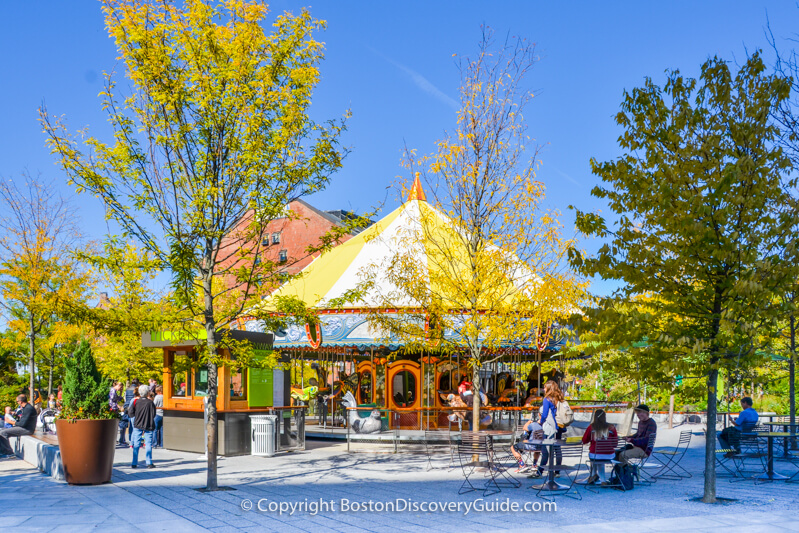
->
[2,1,798,296]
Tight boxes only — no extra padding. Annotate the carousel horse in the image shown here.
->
[311,362,361,399]
[440,392,492,429]
[290,385,319,404]
[525,367,564,397]
[340,391,382,434]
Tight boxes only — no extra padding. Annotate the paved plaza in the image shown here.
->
[1,427,798,532]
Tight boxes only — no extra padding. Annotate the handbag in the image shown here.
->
[610,463,635,491]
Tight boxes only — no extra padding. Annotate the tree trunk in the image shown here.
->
[703,365,718,503]
[28,315,36,404]
[472,361,480,434]
[669,394,675,429]
[790,313,796,450]
[203,270,219,491]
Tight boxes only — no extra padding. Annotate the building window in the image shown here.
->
[279,249,287,263]
[230,368,247,400]
[171,352,192,398]
[194,365,209,397]
[262,236,269,247]
[271,232,281,244]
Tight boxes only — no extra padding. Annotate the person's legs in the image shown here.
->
[511,443,522,463]
[144,430,154,466]
[128,418,134,444]
[618,446,647,465]
[0,428,32,456]
[131,427,143,467]
[554,428,564,472]
[720,427,741,453]
[118,416,128,445]
[718,427,732,450]
[537,432,555,474]
[154,416,163,447]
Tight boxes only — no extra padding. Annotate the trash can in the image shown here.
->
[251,414,277,457]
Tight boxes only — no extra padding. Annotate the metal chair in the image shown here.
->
[729,429,768,484]
[651,429,692,480]
[534,442,583,501]
[623,433,659,485]
[457,433,519,496]
[424,429,456,471]
[576,432,618,488]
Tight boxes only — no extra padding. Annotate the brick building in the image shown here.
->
[221,199,369,294]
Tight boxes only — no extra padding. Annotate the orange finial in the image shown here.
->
[407,174,427,202]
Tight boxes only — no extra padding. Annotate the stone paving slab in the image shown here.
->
[3,426,799,532]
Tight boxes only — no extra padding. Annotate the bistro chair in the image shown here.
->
[730,430,768,484]
[651,430,693,480]
[534,442,584,501]
[580,434,624,492]
[457,433,519,496]
[624,434,659,485]
[424,428,457,471]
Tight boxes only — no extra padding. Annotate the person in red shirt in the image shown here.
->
[582,409,618,484]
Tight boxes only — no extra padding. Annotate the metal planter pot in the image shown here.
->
[55,418,118,485]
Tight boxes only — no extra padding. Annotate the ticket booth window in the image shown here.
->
[172,353,192,398]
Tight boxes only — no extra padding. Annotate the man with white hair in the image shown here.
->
[129,384,156,468]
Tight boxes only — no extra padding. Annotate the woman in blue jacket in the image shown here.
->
[536,380,561,476]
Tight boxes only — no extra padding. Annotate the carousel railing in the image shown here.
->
[336,401,631,453]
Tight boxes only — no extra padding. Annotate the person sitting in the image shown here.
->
[0,395,38,457]
[3,407,15,429]
[510,409,543,477]
[616,404,657,464]
[457,377,473,398]
[718,396,758,455]
[582,409,618,484]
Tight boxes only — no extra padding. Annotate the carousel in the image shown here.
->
[239,179,570,435]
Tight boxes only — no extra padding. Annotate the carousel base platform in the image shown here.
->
[305,424,517,444]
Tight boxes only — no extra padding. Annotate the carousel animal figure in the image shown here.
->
[441,392,492,430]
[525,367,564,398]
[290,385,319,405]
[340,391,382,434]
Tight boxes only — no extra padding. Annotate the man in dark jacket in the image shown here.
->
[617,404,658,464]
[129,384,156,468]
[0,394,38,457]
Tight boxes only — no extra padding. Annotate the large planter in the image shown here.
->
[56,418,118,485]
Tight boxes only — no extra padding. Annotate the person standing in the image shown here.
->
[534,381,560,477]
[129,385,156,468]
[153,385,164,448]
[124,379,140,446]
[110,382,127,446]
[0,395,38,457]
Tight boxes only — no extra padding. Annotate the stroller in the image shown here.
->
[37,408,59,434]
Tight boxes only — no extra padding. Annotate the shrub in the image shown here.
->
[60,340,117,420]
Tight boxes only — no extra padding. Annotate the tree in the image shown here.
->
[363,29,586,429]
[80,243,172,384]
[0,176,89,404]
[570,53,798,502]
[42,0,348,490]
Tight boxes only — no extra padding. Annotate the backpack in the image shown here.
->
[556,400,574,427]
[610,463,635,491]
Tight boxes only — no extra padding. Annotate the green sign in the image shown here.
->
[248,349,274,408]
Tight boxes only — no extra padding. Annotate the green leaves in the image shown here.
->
[61,340,116,420]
